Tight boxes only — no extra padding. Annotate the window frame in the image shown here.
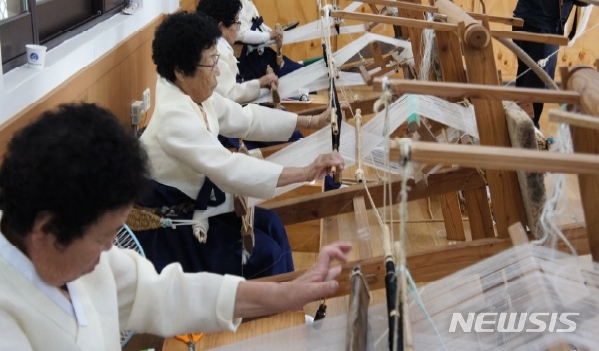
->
[1,0,125,73]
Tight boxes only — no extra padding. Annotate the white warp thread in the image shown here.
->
[250,33,412,103]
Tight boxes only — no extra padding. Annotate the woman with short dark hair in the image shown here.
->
[0,102,352,349]
[211,0,304,81]
[138,12,342,279]
[197,0,277,103]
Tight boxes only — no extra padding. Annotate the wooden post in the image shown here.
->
[397,1,427,80]
[461,17,527,238]
[435,0,490,48]
[435,28,495,240]
[563,66,599,262]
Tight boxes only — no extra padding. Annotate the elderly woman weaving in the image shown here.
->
[234,0,304,80]
[197,0,277,104]
[0,103,352,350]
[134,12,343,279]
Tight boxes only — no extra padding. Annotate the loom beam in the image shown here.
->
[388,141,599,175]
[562,66,599,262]
[434,0,490,48]
[358,0,525,27]
[254,224,589,297]
[262,168,486,226]
[373,79,581,105]
[549,109,599,131]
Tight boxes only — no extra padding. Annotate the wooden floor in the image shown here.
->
[123,102,585,351]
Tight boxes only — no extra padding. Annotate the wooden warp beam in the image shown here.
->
[346,265,370,351]
[434,0,490,48]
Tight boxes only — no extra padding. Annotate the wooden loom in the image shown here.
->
[163,1,598,350]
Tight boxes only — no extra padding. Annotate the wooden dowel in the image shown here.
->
[435,0,490,48]
[358,1,523,26]
[354,109,365,184]
[329,10,457,31]
[508,222,529,246]
[373,78,580,104]
[360,0,439,13]
[549,109,599,131]
[470,13,524,27]
[389,140,599,175]
[491,30,569,46]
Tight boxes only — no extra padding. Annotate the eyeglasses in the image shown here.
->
[233,21,242,29]
[197,53,220,71]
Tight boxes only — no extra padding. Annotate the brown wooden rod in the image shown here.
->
[549,109,599,131]
[389,140,599,175]
[297,95,399,116]
[491,30,569,46]
[254,224,588,292]
[354,109,364,183]
[434,0,490,48]
[470,13,524,27]
[360,0,439,13]
[358,0,524,26]
[373,78,580,104]
[329,10,457,31]
[262,168,486,225]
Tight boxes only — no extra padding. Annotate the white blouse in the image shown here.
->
[0,231,245,351]
[215,37,264,103]
[237,0,272,44]
[140,77,297,233]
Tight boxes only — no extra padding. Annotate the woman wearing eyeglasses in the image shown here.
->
[197,0,276,104]
[136,12,343,279]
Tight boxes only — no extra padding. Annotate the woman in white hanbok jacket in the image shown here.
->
[201,0,277,105]
[0,102,352,350]
[198,0,304,151]
[135,12,342,279]
[225,0,304,81]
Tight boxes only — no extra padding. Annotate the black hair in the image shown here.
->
[196,0,242,28]
[152,11,222,82]
[0,103,150,246]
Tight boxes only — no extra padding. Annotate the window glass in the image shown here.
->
[0,0,27,21]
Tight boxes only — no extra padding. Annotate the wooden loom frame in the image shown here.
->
[163,3,599,350]
[259,0,599,285]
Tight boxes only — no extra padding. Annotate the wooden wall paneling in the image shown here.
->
[179,0,198,11]
[253,0,324,61]
[0,15,163,159]
[86,65,127,126]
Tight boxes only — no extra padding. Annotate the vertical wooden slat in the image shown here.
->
[353,196,373,259]
[435,29,495,240]
[564,66,599,262]
[461,19,527,238]
[438,192,466,240]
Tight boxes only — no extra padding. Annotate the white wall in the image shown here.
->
[0,0,179,125]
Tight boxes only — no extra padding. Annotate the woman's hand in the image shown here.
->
[269,29,284,40]
[294,241,352,284]
[233,242,352,318]
[258,73,279,88]
[303,151,345,182]
[311,102,351,129]
[281,242,353,311]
